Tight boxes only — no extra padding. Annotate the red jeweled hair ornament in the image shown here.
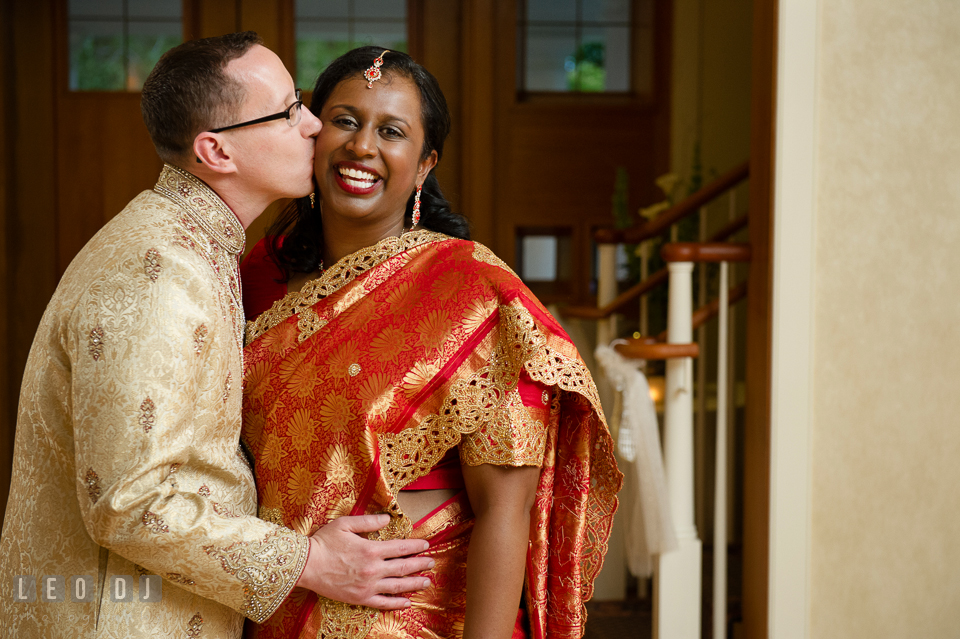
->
[363,50,390,88]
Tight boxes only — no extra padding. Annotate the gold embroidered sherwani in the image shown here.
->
[0,165,309,638]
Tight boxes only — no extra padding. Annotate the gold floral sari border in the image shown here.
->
[245,230,448,345]
[379,303,578,495]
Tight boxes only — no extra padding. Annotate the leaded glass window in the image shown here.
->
[295,0,408,89]
[68,0,182,91]
[519,0,654,94]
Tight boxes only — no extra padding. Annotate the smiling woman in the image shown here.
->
[239,47,622,639]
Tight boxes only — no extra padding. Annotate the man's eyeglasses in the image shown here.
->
[208,89,303,133]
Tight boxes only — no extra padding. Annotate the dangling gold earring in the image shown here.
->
[411,184,422,226]
[309,193,315,208]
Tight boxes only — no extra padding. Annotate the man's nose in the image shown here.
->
[301,107,322,137]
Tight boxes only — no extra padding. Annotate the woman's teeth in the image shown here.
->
[339,166,378,188]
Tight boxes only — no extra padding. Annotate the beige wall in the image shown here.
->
[800,1,960,636]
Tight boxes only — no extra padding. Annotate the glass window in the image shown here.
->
[296,0,407,89]
[68,0,182,91]
[520,0,654,94]
[516,227,574,299]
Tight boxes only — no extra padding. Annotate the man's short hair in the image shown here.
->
[141,31,263,163]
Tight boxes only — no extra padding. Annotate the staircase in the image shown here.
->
[563,161,751,639]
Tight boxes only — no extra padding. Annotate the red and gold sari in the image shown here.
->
[241,230,622,639]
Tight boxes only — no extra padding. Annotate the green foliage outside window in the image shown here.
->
[566,41,606,92]
[70,34,181,91]
[297,39,408,90]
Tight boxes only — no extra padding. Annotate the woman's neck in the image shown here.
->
[321,213,407,266]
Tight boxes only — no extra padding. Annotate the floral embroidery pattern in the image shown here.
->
[139,397,156,433]
[143,248,162,281]
[186,613,203,637]
[141,511,170,533]
[88,325,105,361]
[165,573,195,586]
[203,529,309,623]
[223,371,232,403]
[193,324,208,354]
[84,468,102,504]
[197,485,211,497]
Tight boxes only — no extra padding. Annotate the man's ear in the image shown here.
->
[193,132,236,174]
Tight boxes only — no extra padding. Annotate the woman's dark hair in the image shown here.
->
[267,46,470,279]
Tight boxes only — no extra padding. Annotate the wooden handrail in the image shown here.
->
[652,282,748,341]
[595,161,749,245]
[609,282,746,359]
[661,242,752,263]
[615,337,700,360]
[709,213,748,242]
[560,267,669,320]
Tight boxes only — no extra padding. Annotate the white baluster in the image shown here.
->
[655,261,702,639]
[713,261,730,639]
[597,244,618,346]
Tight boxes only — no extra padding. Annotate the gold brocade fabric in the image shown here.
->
[0,165,308,638]
[242,234,622,639]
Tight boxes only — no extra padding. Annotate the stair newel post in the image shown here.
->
[597,244,618,346]
[656,260,703,639]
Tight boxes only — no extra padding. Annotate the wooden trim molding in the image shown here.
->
[743,0,779,635]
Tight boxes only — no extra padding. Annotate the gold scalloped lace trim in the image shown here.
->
[203,529,309,623]
[379,304,550,494]
[245,230,448,345]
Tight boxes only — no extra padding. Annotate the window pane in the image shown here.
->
[525,25,577,92]
[522,236,558,282]
[296,1,407,88]
[352,22,407,51]
[69,0,122,18]
[526,0,575,23]
[128,0,181,19]
[128,21,182,91]
[582,0,630,24]
[297,0,350,19]
[354,0,405,20]
[69,21,125,90]
[296,24,352,88]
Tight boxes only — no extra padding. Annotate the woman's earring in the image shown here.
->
[309,192,316,209]
[411,184,422,226]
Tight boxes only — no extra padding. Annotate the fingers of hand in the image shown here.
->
[376,538,430,559]
[376,576,433,596]
[364,594,413,611]
[327,513,390,534]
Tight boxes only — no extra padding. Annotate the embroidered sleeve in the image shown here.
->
[459,384,548,467]
[69,245,308,622]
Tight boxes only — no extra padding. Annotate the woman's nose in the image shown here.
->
[347,126,377,157]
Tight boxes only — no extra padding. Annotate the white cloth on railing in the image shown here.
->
[595,342,678,577]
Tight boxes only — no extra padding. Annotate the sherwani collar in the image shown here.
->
[154,163,246,255]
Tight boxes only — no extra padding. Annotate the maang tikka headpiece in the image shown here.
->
[364,50,389,88]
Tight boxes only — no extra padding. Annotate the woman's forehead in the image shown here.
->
[322,73,421,118]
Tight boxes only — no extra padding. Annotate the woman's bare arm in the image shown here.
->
[462,463,541,639]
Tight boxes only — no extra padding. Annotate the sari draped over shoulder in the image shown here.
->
[241,231,622,639]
